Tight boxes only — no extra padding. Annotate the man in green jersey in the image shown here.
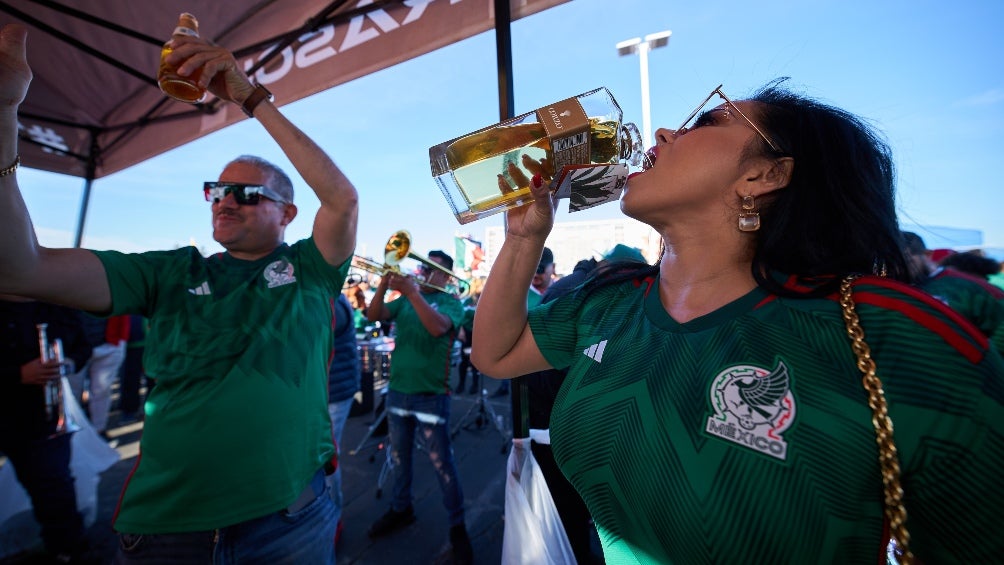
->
[364,250,472,565]
[0,25,358,563]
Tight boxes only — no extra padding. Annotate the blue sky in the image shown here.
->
[16,0,1004,261]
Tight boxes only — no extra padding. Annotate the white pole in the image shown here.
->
[617,31,670,148]
[637,43,652,147]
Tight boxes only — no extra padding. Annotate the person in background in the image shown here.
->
[117,314,147,424]
[0,295,93,563]
[902,231,1004,351]
[365,250,472,565]
[939,249,1004,281]
[70,314,129,441]
[454,294,479,395]
[326,293,360,545]
[527,246,556,309]
[473,80,1004,562]
[346,283,370,334]
[990,261,1004,292]
[0,23,358,563]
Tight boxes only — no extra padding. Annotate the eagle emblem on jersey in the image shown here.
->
[705,360,796,461]
[264,259,297,288]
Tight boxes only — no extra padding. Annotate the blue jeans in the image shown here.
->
[114,469,336,564]
[0,432,83,555]
[386,389,465,526]
[326,397,355,524]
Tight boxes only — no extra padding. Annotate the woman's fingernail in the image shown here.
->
[532,174,543,188]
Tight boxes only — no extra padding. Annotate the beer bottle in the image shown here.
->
[157,13,207,103]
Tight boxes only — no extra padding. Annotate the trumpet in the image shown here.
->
[35,323,79,437]
[351,230,470,297]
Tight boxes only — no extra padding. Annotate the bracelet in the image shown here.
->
[0,155,19,177]
[241,84,274,118]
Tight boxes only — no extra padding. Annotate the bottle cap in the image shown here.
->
[178,13,199,32]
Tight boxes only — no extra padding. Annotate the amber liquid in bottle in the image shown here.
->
[445,119,620,213]
[158,13,206,103]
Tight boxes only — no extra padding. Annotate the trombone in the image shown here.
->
[351,230,470,297]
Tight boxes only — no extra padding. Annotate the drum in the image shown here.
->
[351,338,391,417]
[358,340,378,376]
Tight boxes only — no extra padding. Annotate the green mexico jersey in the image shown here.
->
[921,267,1004,352]
[94,239,348,533]
[529,273,1004,564]
[386,291,463,395]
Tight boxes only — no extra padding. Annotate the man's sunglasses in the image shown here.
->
[203,182,289,205]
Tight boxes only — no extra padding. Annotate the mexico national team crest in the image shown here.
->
[264,259,297,288]
[705,360,796,460]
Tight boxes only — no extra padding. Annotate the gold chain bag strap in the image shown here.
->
[838,275,914,565]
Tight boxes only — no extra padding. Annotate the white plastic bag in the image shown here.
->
[502,437,577,565]
[63,377,120,526]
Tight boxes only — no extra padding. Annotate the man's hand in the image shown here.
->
[20,357,65,386]
[165,35,255,105]
[0,24,31,110]
[386,272,420,298]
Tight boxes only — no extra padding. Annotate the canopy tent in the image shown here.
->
[4,0,569,243]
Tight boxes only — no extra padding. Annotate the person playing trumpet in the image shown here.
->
[364,249,473,565]
[0,295,93,563]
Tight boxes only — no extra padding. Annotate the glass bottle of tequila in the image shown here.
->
[158,13,207,104]
[430,87,643,224]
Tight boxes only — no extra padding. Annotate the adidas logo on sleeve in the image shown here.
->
[583,340,607,363]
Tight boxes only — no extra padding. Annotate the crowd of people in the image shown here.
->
[1,18,1003,565]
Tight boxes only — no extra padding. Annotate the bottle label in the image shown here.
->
[552,163,629,213]
[535,97,589,174]
[172,26,199,38]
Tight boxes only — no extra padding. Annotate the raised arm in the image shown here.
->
[0,24,112,312]
[470,176,554,378]
[168,34,358,267]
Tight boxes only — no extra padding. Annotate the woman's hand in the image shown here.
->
[502,154,557,241]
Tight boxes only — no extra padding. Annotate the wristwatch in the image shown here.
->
[241,84,274,118]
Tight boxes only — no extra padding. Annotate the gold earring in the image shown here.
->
[738,195,760,232]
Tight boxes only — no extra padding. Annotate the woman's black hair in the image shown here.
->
[748,79,910,296]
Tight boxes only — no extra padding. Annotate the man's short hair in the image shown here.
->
[427,250,454,271]
[536,247,554,274]
[228,155,294,203]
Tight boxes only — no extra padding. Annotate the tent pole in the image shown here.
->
[493,0,528,441]
[73,176,93,249]
[494,0,515,122]
[73,134,99,248]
